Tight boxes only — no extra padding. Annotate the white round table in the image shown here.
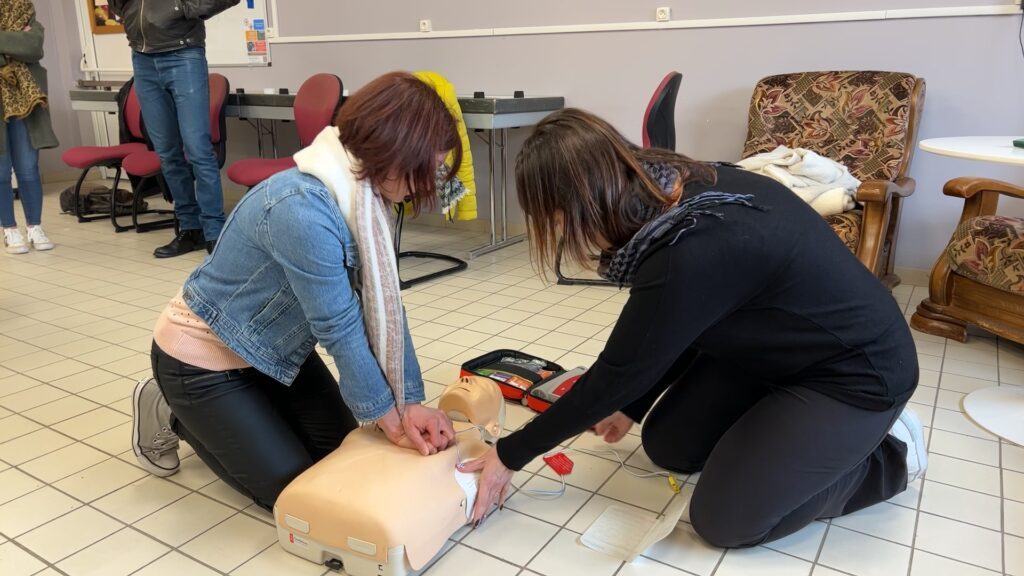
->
[962,388,1024,445]
[920,136,1024,166]
[920,136,1024,444]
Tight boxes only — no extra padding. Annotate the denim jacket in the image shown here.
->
[182,168,424,422]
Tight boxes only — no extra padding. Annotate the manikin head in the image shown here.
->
[438,376,505,443]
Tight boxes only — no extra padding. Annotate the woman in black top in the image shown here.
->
[461,109,923,547]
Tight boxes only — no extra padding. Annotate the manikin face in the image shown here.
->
[451,377,491,403]
[439,376,504,439]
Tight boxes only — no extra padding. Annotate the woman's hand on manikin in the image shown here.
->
[458,445,514,527]
[592,411,634,443]
[376,403,455,455]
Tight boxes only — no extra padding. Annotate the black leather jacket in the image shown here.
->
[108,0,240,54]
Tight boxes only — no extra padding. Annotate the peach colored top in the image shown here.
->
[153,289,250,371]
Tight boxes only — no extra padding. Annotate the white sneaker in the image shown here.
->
[890,407,928,483]
[3,228,28,254]
[25,226,53,251]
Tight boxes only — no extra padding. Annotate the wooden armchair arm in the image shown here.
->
[942,177,1024,223]
[855,177,915,204]
[944,177,1024,200]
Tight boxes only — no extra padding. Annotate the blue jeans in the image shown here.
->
[131,47,225,240]
[0,118,43,228]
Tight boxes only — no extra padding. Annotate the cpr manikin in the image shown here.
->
[274,376,506,575]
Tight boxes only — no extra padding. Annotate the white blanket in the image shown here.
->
[737,146,860,216]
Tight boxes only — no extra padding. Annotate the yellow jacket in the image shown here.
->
[415,71,477,221]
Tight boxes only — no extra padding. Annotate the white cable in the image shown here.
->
[513,446,673,500]
[565,446,673,479]
[512,473,567,500]
[451,426,674,501]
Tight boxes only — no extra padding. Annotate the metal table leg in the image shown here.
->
[468,128,525,259]
[255,119,265,158]
[271,120,278,158]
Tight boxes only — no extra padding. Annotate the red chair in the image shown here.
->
[118,73,230,233]
[556,72,684,286]
[61,79,148,225]
[227,73,344,188]
[642,71,683,150]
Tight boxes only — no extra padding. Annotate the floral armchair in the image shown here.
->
[911,179,1024,344]
[742,71,926,288]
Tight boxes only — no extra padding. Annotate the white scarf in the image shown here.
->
[293,127,406,415]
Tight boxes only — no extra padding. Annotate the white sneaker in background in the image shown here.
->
[889,406,928,483]
[26,225,53,251]
[3,227,28,254]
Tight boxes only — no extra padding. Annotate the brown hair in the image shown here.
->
[515,108,717,274]
[335,71,462,213]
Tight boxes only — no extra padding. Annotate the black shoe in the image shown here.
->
[206,240,216,254]
[154,229,205,258]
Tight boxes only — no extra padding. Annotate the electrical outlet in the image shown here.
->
[419,19,432,33]
[656,7,671,22]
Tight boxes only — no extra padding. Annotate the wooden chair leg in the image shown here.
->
[910,245,968,341]
[911,300,968,342]
[880,197,904,289]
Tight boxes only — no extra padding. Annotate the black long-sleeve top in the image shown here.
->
[496,166,918,471]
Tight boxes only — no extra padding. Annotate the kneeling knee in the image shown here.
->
[252,459,312,508]
[641,426,704,474]
[689,492,765,549]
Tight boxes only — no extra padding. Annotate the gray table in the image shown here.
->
[69,89,564,258]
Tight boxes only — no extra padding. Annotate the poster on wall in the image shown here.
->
[244,17,268,64]
[88,0,124,35]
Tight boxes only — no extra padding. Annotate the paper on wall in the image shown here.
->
[579,495,688,562]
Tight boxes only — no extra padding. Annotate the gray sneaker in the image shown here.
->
[132,377,180,477]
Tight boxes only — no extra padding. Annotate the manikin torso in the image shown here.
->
[274,377,504,575]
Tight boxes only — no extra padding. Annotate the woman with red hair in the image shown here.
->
[132,72,462,510]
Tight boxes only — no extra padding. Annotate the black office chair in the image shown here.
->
[556,72,683,286]
[393,200,468,290]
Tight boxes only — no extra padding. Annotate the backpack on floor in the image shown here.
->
[59,185,146,217]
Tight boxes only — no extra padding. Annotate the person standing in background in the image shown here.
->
[108,0,239,257]
[0,0,57,255]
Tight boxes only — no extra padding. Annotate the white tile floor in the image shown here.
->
[1,183,1022,575]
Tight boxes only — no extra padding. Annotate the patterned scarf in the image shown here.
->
[435,163,469,220]
[352,178,406,413]
[599,163,764,287]
[0,0,47,121]
[294,127,407,416]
